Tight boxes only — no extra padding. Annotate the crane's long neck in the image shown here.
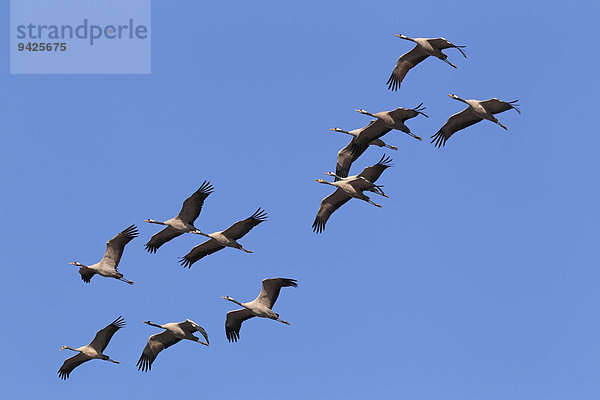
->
[145,219,166,225]
[331,128,350,135]
[225,297,245,308]
[356,109,375,118]
[318,180,338,188]
[192,230,211,238]
[145,321,164,329]
[62,346,80,353]
[328,172,344,180]
[396,34,416,43]
[70,262,86,267]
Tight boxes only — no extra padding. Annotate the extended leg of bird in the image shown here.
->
[373,190,389,198]
[195,338,209,346]
[498,122,508,130]
[404,131,422,141]
[369,185,389,198]
[444,58,458,68]
[384,143,399,150]
[367,199,383,208]
[240,248,253,253]
[107,358,120,364]
[276,318,290,325]
[119,277,134,285]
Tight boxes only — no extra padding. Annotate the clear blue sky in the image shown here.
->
[1,1,599,399]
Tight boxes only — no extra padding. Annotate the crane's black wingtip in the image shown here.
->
[144,243,158,253]
[111,316,126,328]
[123,224,139,234]
[198,180,215,195]
[386,73,401,91]
[377,154,394,167]
[430,131,447,148]
[136,356,151,372]
[280,278,298,288]
[250,208,268,222]
[226,330,240,342]
[178,257,193,268]
[312,218,325,233]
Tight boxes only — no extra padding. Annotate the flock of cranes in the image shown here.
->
[60,184,296,378]
[58,32,519,380]
[312,34,520,232]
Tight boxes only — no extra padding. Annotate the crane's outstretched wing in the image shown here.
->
[387,46,428,91]
[431,108,481,148]
[79,266,96,283]
[58,353,90,380]
[335,141,356,181]
[102,225,138,267]
[312,188,351,233]
[225,309,255,342]
[137,331,182,372]
[342,120,392,175]
[88,316,126,353]
[180,319,209,345]
[356,154,393,183]
[221,208,267,240]
[177,181,214,224]
[480,99,520,115]
[255,278,298,309]
[179,239,225,268]
[145,226,183,253]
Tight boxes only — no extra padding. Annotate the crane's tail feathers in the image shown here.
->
[412,103,429,118]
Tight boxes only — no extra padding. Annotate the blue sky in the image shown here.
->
[1,1,599,399]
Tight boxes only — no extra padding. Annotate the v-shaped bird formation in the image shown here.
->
[58,31,519,379]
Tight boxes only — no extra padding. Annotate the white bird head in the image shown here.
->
[448,94,460,100]
[314,178,328,184]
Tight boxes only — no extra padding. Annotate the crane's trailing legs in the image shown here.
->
[443,58,458,68]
